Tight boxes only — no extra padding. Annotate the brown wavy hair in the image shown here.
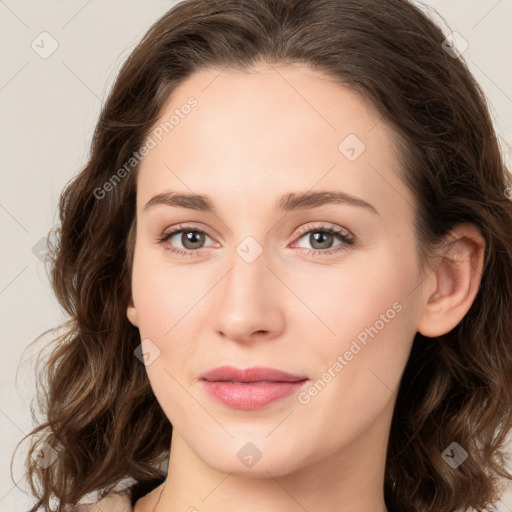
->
[12,0,512,510]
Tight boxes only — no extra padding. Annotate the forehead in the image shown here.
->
[135,63,412,220]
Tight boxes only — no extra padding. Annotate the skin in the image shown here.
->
[127,63,485,512]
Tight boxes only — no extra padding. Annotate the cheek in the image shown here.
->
[296,248,416,361]
[294,245,418,414]
[294,294,415,452]
[131,243,206,335]
[130,251,205,396]
[131,259,201,424]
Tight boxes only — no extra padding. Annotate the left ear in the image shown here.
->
[417,223,486,338]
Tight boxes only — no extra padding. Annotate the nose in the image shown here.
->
[212,243,285,344]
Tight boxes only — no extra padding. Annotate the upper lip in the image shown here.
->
[200,366,308,383]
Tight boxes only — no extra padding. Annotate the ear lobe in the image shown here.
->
[417,224,485,338]
[126,297,139,328]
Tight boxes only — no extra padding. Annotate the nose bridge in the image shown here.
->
[213,232,284,340]
[223,233,270,305]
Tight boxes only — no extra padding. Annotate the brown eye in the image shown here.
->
[179,230,206,250]
[158,225,215,256]
[294,225,354,255]
[308,231,336,250]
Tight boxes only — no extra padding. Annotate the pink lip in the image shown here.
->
[200,366,309,410]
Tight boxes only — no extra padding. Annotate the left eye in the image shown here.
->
[293,225,353,253]
[158,224,354,257]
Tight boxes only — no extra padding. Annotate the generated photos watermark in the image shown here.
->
[93,96,198,200]
[298,301,403,405]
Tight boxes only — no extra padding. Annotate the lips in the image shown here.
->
[199,366,309,409]
[199,365,308,383]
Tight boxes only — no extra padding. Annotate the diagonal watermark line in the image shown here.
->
[265,409,294,438]
[471,0,502,30]
[265,266,336,336]
[200,472,232,502]
[369,117,382,132]
[0,265,28,296]
[496,484,512,512]
[163,368,234,438]
[405,266,436,299]
[368,162,415,210]
[404,231,484,301]
[268,63,336,131]
[0,407,27,436]
[368,367,397,397]
[61,0,94,29]
[0,0,29,28]
[152,481,166,512]
[498,133,512,157]
[61,60,102,101]
[266,471,311,512]
[0,62,29,92]
[500,501,512,512]
[0,203,29,233]
[163,267,233,336]
[0,475,26,504]
[471,60,512,106]
[489,481,512,512]
[200,63,230,93]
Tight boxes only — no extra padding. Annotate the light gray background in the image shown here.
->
[1,1,511,511]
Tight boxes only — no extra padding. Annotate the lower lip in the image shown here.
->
[201,380,308,409]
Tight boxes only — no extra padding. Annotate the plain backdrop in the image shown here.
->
[1,1,511,511]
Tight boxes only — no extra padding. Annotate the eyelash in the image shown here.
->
[157,223,355,258]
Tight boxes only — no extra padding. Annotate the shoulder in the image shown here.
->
[62,476,166,512]
[63,479,136,512]
[69,489,132,512]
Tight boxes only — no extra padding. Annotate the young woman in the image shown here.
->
[14,0,512,511]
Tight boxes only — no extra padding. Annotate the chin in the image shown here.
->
[199,441,305,478]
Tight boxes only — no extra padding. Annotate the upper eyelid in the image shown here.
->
[163,223,353,244]
[294,223,352,237]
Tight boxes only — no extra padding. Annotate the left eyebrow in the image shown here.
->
[143,190,380,216]
[278,190,379,216]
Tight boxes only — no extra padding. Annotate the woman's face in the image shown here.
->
[127,63,426,477]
